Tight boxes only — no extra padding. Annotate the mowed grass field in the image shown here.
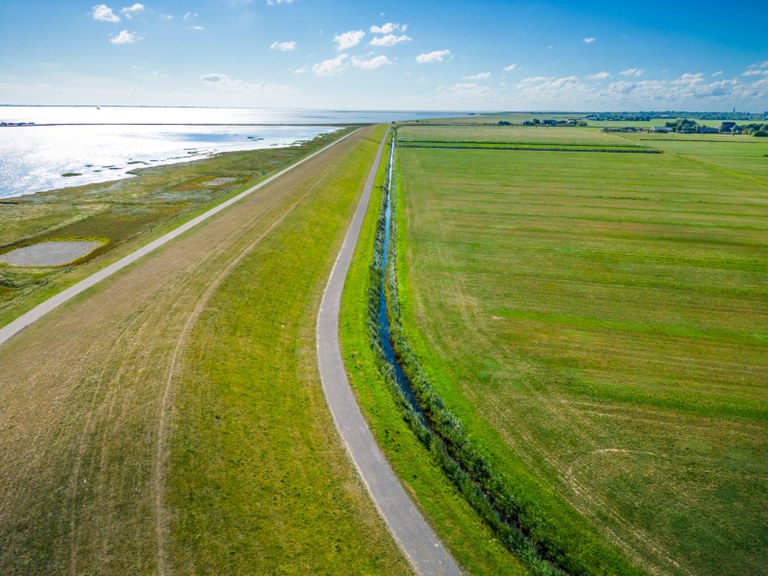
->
[390,125,767,574]
[0,126,411,575]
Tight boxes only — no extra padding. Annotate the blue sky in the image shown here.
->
[1,0,767,111]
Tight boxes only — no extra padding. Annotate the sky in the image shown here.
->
[1,0,767,112]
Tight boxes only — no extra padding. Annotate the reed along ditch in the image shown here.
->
[371,130,573,576]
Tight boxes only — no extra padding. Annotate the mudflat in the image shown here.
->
[0,240,103,267]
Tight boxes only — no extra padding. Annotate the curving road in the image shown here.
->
[316,131,462,576]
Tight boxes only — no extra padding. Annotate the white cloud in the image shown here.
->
[271,40,297,51]
[199,72,298,99]
[437,82,495,101]
[121,3,144,19]
[188,25,205,31]
[183,12,197,20]
[712,70,723,77]
[502,64,517,72]
[416,49,452,64]
[583,37,596,44]
[313,54,349,76]
[588,71,611,80]
[370,22,406,34]
[109,29,141,44]
[351,55,391,70]
[267,0,295,4]
[334,30,364,51]
[743,60,768,76]
[619,68,645,77]
[369,34,411,47]
[200,73,229,83]
[464,72,491,80]
[91,4,120,23]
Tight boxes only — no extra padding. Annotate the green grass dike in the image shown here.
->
[164,125,413,574]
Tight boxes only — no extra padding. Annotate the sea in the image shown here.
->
[0,106,464,199]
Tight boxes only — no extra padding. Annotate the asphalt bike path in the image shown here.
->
[316,130,461,576]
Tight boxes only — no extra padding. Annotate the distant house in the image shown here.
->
[650,126,672,133]
[720,121,737,133]
[700,126,718,134]
[541,119,557,126]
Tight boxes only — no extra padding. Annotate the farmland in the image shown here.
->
[344,123,767,574]
[0,127,411,575]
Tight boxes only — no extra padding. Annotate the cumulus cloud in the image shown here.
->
[588,71,611,80]
[437,82,496,101]
[200,73,229,83]
[109,29,141,44]
[199,72,298,99]
[370,34,411,47]
[91,4,120,22]
[351,55,391,70]
[313,54,349,76]
[619,68,645,77]
[744,60,768,76]
[490,69,768,110]
[464,72,491,80]
[583,37,596,43]
[416,49,452,64]
[271,40,297,51]
[121,3,144,19]
[188,25,205,31]
[267,0,294,4]
[502,64,517,72]
[334,30,364,51]
[370,22,406,34]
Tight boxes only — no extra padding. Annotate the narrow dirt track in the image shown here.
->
[316,131,461,576]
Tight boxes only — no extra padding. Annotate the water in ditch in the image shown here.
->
[377,134,424,419]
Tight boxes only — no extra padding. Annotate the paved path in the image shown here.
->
[316,131,462,576]
[0,129,356,348]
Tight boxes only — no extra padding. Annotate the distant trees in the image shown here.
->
[741,123,768,136]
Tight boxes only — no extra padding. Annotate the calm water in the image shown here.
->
[0,106,462,199]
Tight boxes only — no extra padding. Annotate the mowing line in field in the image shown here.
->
[0,129,358,349]
[317,129,461,576]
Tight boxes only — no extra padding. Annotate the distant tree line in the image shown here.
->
[740,123,768,136]
[662,118,768,136]
[587,110,768,121]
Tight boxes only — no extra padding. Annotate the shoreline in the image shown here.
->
[0,124,344,200]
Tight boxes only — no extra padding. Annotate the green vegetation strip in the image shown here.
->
[165,126,412,574]
[398,141,658,153]
[340,139,526,575]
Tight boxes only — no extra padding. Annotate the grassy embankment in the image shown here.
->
[348,123,767,575]
[0,129,351,327]
[0,126,411,574]
[339,133,527,575]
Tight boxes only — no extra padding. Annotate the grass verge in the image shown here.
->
[339,134,528,575]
